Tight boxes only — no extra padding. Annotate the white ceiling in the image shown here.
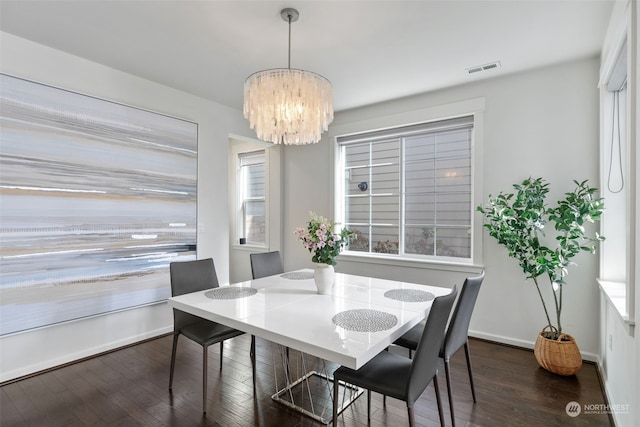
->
[0,0,616,112]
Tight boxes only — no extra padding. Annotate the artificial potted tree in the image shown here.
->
[477,177,604,375]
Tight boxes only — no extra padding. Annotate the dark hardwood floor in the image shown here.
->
[1,334,612,426]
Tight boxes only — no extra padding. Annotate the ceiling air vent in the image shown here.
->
[466,61,501,75]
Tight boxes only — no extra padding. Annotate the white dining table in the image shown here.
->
[167,269,450,423]
[167,268,451,370]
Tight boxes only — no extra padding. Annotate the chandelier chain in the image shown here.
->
[287,12,292,69]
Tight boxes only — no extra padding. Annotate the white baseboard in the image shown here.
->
[469,329,599,363]
[1,325,172,383]
[2,324,600,383]
[0,302,174,383]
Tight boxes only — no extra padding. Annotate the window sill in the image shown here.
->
[338,252,483,274]
[598,279,634,326]
[231,243,267,252]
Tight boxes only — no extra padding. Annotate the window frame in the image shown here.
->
[236,149,269,247]
[331,98,485,268]
[597,9,635,327]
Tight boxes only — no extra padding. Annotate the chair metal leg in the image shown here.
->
[219,341,223,370]
[464,342,477,402]
[169,333,179,390]
[367,389,371,421]
[251,335,256,384]
[444,359,455,427]
[407,405,415,427]
[332,374,339,425]
[203,346,208,414]
[433,373,445,427]
[250,335,256,359]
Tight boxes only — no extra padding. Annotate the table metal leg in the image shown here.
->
[270,343,363,424]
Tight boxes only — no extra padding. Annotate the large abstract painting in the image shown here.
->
[0,74,197,335]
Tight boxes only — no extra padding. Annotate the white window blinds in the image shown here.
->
[239,151,265,244]
[338,116,473,259]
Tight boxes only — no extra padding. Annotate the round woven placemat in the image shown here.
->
[204,287,257,300]
[280,271,314,280]
[384,289,435,302]
[332,309,398,332]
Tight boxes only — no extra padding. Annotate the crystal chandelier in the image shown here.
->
[243,8,334,145]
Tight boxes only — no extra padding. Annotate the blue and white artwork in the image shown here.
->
[0,74,197,335]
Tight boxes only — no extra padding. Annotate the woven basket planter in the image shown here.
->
[534,326,583,376]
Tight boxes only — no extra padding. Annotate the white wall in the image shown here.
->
[283,57,603,359]
[0,32,255,382]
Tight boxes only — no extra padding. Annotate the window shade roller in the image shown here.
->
[606,39,627,92]
[239,151,266,166]
[337,116,473,145]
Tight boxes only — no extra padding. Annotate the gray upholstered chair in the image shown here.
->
[332,286,458,427]
[394,271,484,427]
[250,251,284,279]
[249,251,286,371]
[168,258,249,414]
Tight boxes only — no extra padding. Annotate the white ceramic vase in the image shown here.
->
[314,263,335,295]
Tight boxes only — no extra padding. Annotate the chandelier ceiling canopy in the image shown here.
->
[243,8,334,145]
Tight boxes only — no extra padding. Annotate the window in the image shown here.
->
[598,28,634,324]
[337,116,473,261]
[238,150,265,245]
